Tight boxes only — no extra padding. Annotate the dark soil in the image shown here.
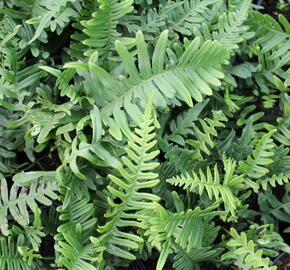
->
[275,253,290,270]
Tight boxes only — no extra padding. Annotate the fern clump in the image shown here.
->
[0,0,290,269]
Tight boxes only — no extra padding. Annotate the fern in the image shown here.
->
[186,110,227,158]
[0,173,58,236]
[168,155,245,215]
[56,228,97,270]
[222,228,276,270]
[142,202,223,270]
[0,236,39,270]
[258,173,290,190]
[81,0,134,58]
[138,0,222,37]
[238,130,276,179]
[249,11,290,71]
[194,0,253,49]
[64,31,229,140]
[90,101,160,263]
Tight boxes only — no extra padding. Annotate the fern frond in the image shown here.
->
[186,110,227,158]
[249,12,290,70]
[64,31,229,140]
[0,173,58,236]
[168,156,244,215]
[259,189,290,224]
[0,236,39,270]
[142,203,222,270]
[238,130,276,179]
[258,174,290,190]
[194,0,252,49]
[56,228,97,270]
[139,0,222,37]
[166,99,208,145]
[81,0,134,57]
[222,228,276,270]
[91,101,160,263]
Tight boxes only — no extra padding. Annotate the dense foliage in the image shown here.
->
[0,0,290,269]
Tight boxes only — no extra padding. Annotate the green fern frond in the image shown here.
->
[166,99,208,145]
[249,11,290,70]
[0,236,39,270]
[56,228,97,270]
[64,31,229,140]
[222,228,276,270]
[258,173,290,190]
[81,0,134,57]
[91,101,160,263]
[186,110,227,158]
[194,0,252,49]
[0,173,58,236]
[238,129,276,179]
[168,156,244,215]
[139,0,222,37]
[142,202,222,270]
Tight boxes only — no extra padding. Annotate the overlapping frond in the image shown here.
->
[222,228,276,270]
[0,236,38,270]
[238,130,276,179]
[142,202,223,270]
[91,102,160,263]
[186,110,227,158]
[81,0,134,57]
[0,173,58,236]
[249,11,290,70]
[64,31,229,140]
[168,156,244,215]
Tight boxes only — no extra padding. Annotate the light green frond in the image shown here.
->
[222,228,276,270]
[91,101,160,263]
[64,31,229,140]
[81,0,134,57]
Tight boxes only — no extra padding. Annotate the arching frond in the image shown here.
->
[64,31,229,140]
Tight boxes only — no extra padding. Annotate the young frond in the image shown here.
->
[222,228,276,270]
[238,130,276,179]
[91,102,160,263]
[0,174,58,236]
[186,110,227,159]
[167,156,244,215]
